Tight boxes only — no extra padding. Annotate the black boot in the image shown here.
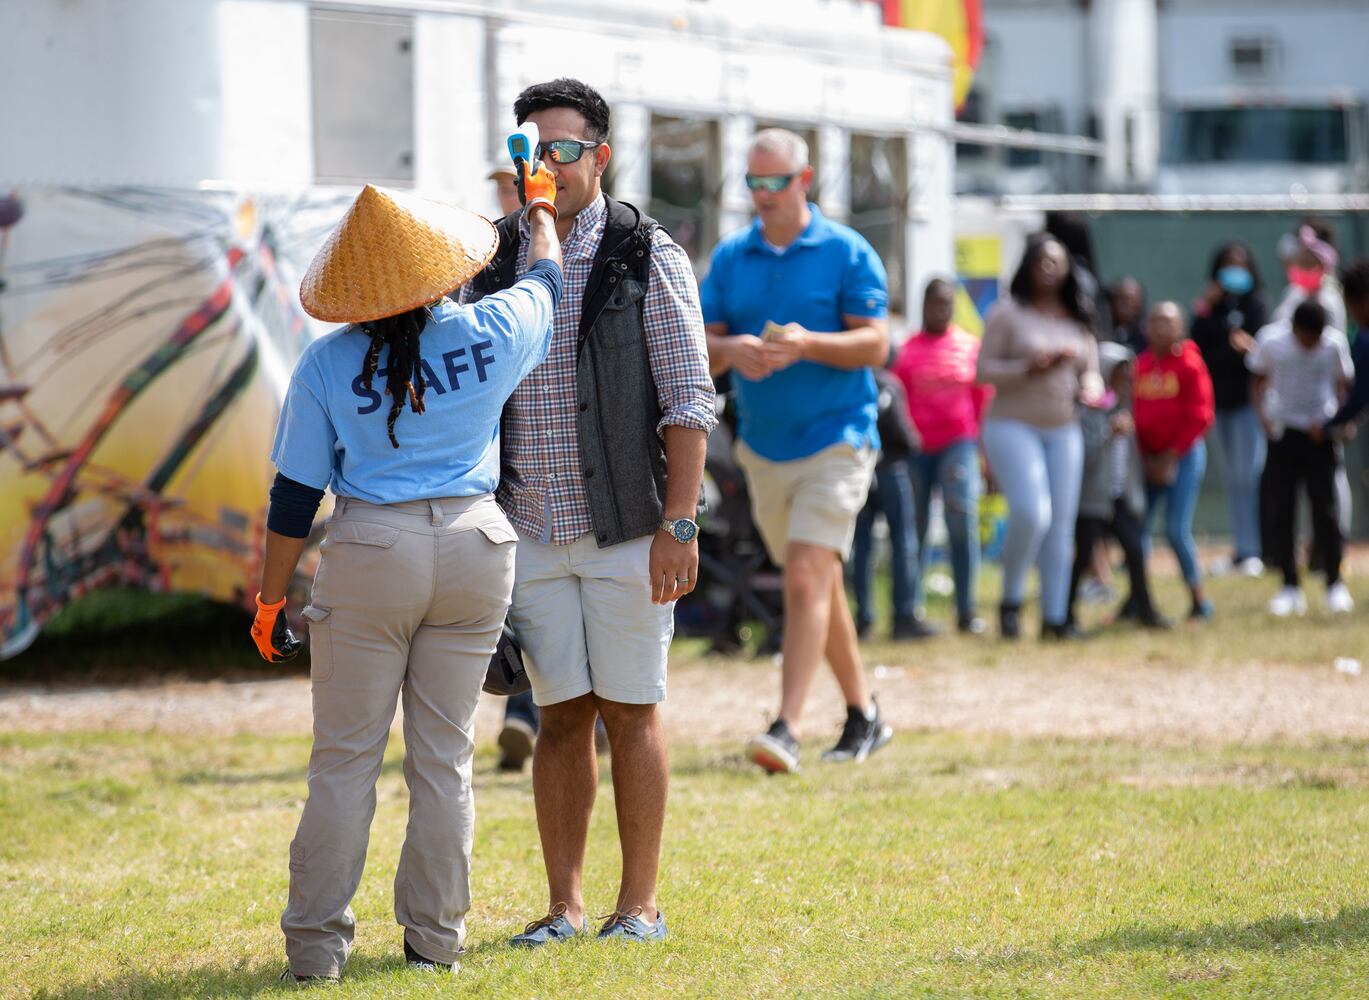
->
[1041,620,1083,640]
[998,602,1021,640]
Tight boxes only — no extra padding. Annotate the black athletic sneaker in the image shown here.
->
[404,939,457,973]
[998,603,1021,640]
[891,615,941,640]
[746,718,801,774]
[821,702,893,763]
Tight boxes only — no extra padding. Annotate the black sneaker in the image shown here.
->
[957,614,987,636]
[746,718,800,774]
[1040,621,1084,641]
[821,702,893,763]
[404,939,457,973]
[998,603,1021,640]
[891,615,941,640]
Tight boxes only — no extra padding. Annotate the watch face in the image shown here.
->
[672,519,698,543]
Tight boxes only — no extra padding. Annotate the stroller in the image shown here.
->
[674,394,785,655]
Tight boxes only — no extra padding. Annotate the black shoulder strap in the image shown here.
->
[465,213,521,304]
[577,196,660,352]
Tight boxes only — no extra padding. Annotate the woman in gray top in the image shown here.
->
[977,234,1101,639]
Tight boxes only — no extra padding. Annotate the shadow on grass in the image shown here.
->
[176,758,403,787]
[949,905,1369,969]
[33,938,523,999]
[31,953,403,1000]
[1073,905,1369,955]
[2,589,300,685]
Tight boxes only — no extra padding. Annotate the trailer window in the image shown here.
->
[310,9,415,185]
[849,133,906,312]
[1164,106,1349,166]
[649,114,719,267]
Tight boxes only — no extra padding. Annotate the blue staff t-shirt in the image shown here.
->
[271,260,561,503]
[699,204,887,461]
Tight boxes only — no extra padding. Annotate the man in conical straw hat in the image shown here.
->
[248,163,560,983]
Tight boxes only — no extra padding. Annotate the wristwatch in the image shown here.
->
[660,517,699,544]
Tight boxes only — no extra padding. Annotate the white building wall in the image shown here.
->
[1159,2,1369,100]
[979,6,1089,131]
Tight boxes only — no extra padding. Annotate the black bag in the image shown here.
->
[483,621,532,696]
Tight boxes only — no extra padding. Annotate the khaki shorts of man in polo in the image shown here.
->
[734,440,876,566]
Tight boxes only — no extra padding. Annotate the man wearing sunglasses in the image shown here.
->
[701,128,893,776]
[463,78,714,946]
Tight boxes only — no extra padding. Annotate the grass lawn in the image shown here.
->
[5,727,1369,999]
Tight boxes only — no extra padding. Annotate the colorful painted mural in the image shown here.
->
[0,188,349,658]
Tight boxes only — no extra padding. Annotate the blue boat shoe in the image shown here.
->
[510,902,587,948]
[597,907,667,942]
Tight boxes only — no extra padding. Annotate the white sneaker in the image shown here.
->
[1237,557,1265,578]
[1207,554,1235,576]
[1327,582,1355,614]
[1269,586,1307,617]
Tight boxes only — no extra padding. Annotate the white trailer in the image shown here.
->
[0,0,956,657]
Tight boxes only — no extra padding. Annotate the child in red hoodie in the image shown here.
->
[1134,301,1216,619]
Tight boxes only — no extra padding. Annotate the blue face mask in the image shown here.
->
[1217,266,1254,295]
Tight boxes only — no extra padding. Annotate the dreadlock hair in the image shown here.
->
[358,305,432,448]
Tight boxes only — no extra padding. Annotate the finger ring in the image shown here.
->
[676,576,690,583]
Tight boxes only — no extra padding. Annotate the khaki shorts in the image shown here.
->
[735,440,876,566]
[508,531,673,707]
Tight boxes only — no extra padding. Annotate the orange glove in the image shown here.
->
[251,593,301,663]
[519,161,557,221]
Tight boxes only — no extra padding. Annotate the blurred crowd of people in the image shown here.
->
[853,214,1368,642]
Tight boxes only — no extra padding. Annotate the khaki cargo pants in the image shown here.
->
[281,494,516,978]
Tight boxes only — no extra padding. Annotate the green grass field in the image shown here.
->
[5,560,1369,997]
[5,727,1369,998]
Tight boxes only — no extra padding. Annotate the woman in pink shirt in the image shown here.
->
[892,278,993,634]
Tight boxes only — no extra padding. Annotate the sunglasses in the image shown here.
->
[745,173,797,193]
[535,139,602,164]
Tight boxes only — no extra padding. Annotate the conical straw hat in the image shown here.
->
[300,185,498,323]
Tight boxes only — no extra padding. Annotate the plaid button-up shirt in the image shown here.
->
[465,195,716,544]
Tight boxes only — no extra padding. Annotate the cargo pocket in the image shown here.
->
[474,519,518,546]
[301,605,333,683]
[327,521,401,548]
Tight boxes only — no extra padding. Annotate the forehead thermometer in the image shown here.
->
[507,122,541,175]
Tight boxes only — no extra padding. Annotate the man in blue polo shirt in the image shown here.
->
[702,128,893,775]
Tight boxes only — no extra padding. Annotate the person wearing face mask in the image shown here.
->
[1273,221,1347,335]
[1190,242,1269,577]
[1272,222,1351,544]
[1134,302,1216,621]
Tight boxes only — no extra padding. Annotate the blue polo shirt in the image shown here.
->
[271,260,561,504]
[699,205,887,461]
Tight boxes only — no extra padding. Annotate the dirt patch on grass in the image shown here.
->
[3,650,1369,749]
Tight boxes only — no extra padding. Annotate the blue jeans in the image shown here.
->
[1213,406,1265,561]
[908,439,981,620]
[504,690,539,731]
[982,418,1084,626]
[1144,440,1207,587]
[849,459,917,629]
